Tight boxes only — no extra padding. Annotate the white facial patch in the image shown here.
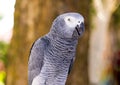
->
[63,15,84,38]
[64,16,77,28]
[64,16,84,28]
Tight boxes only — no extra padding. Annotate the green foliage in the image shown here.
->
[0,15,3,20]
[113,5,120,27]
[0,41,9,65]
[0,71,6,85]
[90,5,96,17]
[89,0,96,30]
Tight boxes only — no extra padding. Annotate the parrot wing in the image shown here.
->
[28,36,49,85]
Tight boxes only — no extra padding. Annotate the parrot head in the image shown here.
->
[50,12,85,39]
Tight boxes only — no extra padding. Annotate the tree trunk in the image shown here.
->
[6,0,90,85]
[88,0,119,84]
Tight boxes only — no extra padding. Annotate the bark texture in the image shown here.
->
[88,0,119,84]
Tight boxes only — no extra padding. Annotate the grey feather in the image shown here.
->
[28,36,49,85]
[28,12,85,85]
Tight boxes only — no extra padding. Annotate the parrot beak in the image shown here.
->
[75,22,85,36]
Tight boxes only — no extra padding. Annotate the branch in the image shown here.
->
[105,0,119,13]
[93,0,104,13]
[93,0,106,21]
[93,0,120,21]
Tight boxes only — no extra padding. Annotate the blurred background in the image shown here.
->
[0,0,120,85]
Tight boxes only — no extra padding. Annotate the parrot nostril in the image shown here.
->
[78,21,80,23]
[81,22,84,25]
[76,24,79,28]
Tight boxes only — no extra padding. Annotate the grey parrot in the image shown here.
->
[28,12,85,85]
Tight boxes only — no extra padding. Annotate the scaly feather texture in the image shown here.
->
[28,12,85,85]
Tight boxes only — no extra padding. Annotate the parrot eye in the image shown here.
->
[64,16,78,28]
[78,21,80,23]
[68,18,71,21]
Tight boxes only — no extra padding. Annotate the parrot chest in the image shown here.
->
[39,40,77,85]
